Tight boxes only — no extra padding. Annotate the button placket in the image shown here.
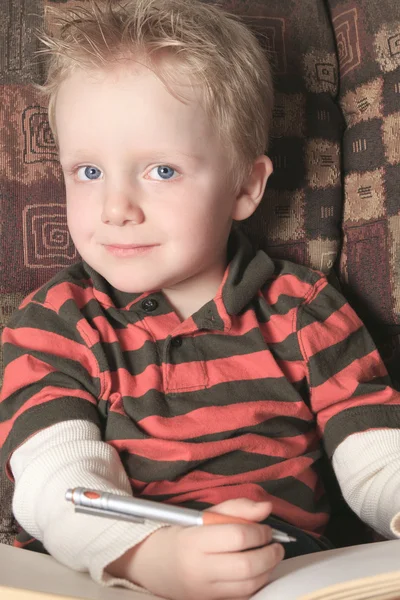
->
[164,334,207,393]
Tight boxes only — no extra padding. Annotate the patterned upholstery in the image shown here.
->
[0,0,399,546]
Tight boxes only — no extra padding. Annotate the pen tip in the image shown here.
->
[65,489,73,502]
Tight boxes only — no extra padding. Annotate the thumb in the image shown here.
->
[206,498,273,523]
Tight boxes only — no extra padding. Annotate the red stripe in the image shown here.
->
[265,273,316,306]
[275,358,306,384]
[43,281,95,312]
[214,270,231,329]
[110,364,163,398]
[1,354,58,400]
[3,327,99,379]
[259,308,297,344]
[136,401,312,440]
[206,351,285,384]
[207,350,284,385]
[165,350,287,393]
[300,302,363,359]
[129,455,316,494]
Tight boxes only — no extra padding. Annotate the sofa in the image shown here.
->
[1,0,399,549]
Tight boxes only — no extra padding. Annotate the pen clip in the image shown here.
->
[75,505,145,524]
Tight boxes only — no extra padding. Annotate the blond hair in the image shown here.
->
[39,0,273,189]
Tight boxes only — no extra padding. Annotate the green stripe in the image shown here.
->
[299,282,347,329]
[324,404,400,457]
[103,379,307,428]
[30,263,89,304]
[187,416,313,443]
[273,259,322,286]
[98,339,161,375]
[258,469,329,514]
[269,331,303,361]
[123,449,285,482]
[168,328,267,363]
[0,370,101,422]
[0,396,101,469]
[254,293,304,323]
[308,326,377,388]
[7,303,84,341]
[351,376,392,398]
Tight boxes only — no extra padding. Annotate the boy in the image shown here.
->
[1,0,400,598]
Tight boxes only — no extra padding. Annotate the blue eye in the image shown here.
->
[148,165,178,181]
[77,166,103,181]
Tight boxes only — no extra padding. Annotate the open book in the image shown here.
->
[253,538,400,600]
[1,539,400,600]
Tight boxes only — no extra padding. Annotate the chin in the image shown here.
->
[109,278,159,295]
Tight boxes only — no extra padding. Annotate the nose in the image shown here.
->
[101,188,144,226]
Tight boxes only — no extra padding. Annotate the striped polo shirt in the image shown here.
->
[2,229,400,539]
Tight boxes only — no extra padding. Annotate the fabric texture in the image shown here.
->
[3,230,400,551]
[0,0,399,545]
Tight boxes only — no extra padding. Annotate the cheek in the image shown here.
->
[66,200,95,242]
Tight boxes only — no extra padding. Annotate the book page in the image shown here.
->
[0,543,161,600]
[300,570,400,600]
[251,539,400,600]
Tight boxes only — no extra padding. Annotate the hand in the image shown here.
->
[107,498,284,600]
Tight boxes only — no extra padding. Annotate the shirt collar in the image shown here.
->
[192,227,275,331]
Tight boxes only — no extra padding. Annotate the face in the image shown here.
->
[55,62,260,314]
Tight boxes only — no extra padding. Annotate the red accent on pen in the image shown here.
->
[83,491,101,500]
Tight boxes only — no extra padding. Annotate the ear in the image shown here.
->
[232,155,273,221]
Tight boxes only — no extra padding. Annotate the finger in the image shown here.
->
[207,498,273,522]
[209,569,275,599]
[194,521,273,553]
[207,542,284,582]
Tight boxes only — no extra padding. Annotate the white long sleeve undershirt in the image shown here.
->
[332,427,400,539]
[10,420,165,590]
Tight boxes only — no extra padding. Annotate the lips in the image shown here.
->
[103,243,158,257]
[105,244,153,249]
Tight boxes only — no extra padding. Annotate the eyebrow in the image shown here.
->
[59,150,204,170]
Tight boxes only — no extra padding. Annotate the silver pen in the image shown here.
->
[66,487,296,543]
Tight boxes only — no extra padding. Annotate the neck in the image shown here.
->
[163,266,226,321]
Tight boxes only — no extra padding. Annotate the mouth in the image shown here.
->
[104,244,158,257]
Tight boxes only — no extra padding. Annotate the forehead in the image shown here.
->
[55,61,212,151]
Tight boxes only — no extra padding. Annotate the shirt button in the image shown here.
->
[171,336,183,348]
[141,298,158,312]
